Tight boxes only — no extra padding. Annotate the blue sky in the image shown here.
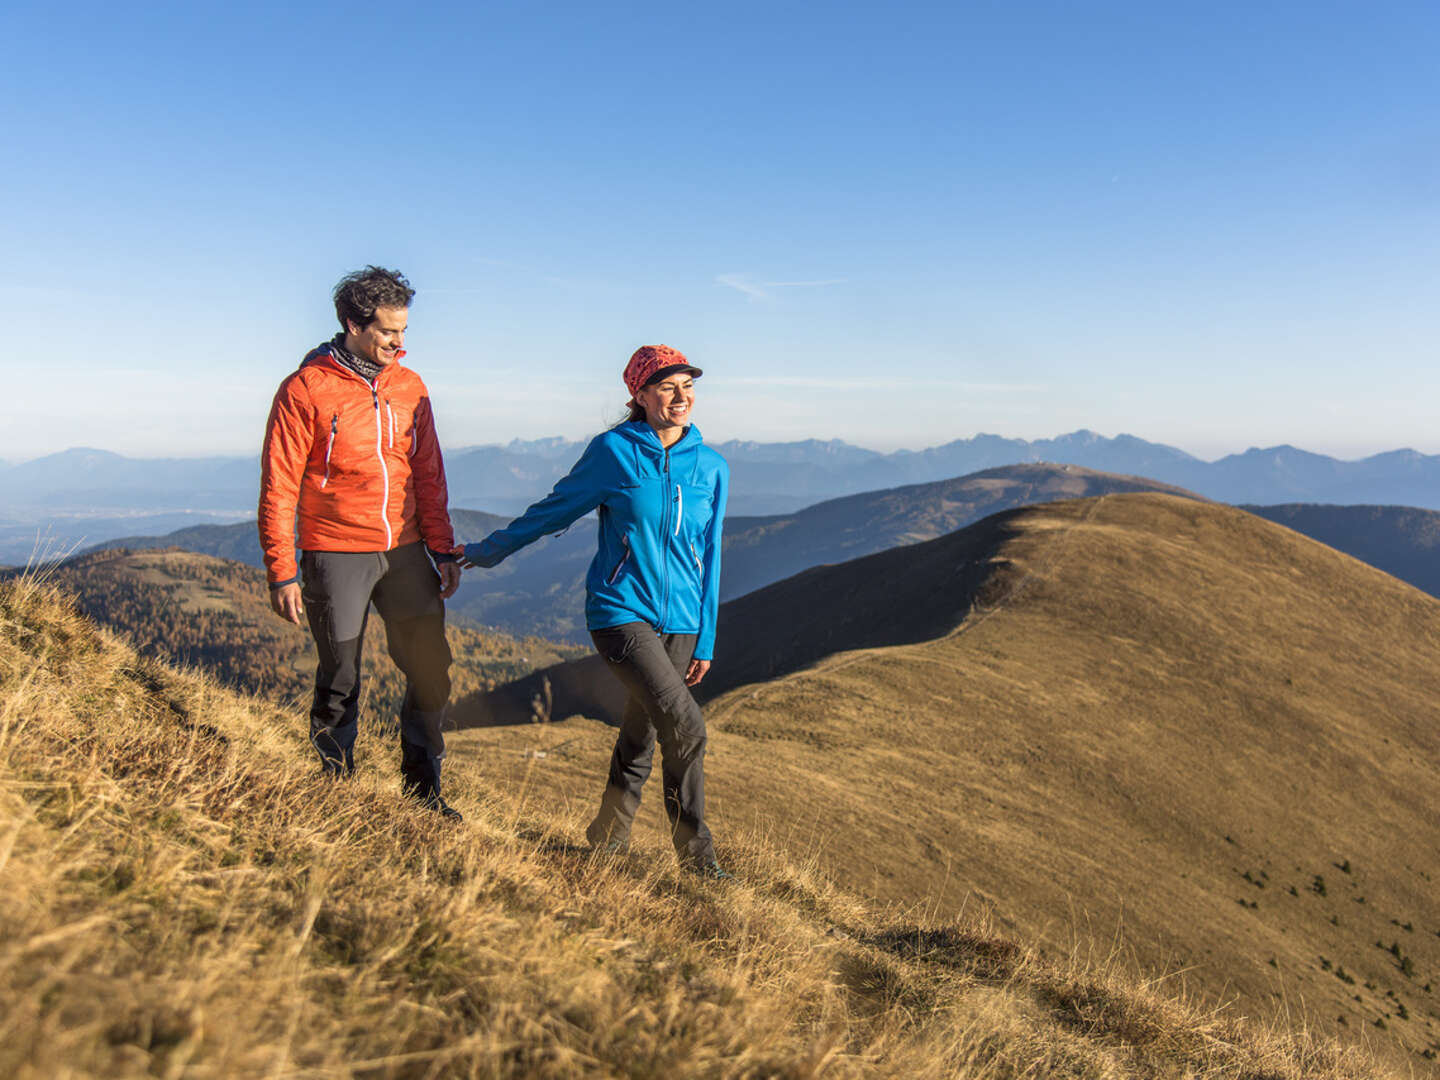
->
[4,0,1437,462]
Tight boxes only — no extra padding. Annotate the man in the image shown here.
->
[259,266,464,819]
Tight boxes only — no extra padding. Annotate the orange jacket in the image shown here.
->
[259,343,455,586]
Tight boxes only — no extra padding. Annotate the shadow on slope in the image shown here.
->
[703,508,1031,699]
[1246,503,1440,601]
[447,507,1032,728]
[448,651,626,730]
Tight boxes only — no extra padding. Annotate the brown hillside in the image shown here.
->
[18,547,584,722]
[461,494,1440,1073]
[1,572,1389,1077]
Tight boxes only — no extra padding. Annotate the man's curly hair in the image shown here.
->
[332,266,415,331]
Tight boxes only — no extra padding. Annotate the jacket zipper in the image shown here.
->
[321,414,338,488]
[689,540,703,575]
[371,386,392,548]
[386,398,396,448]
[660,447,672,627]
[606,538,631,584]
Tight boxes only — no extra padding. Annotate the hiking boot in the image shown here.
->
[316,743,355,779]
[410,788,464,822]
[687,861,733,882]
[590,837,631,856]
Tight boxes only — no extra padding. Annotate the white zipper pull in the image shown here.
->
[321,414,338,488]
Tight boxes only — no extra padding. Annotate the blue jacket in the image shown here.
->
[464,422,729,660]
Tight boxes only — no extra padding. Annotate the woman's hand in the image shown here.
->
[685,659,711,686]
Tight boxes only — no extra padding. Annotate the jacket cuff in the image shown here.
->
[462,542,503,568]
[429,547,458,564]
[268,575,300,590]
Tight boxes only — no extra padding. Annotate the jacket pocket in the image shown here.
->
[606,538,631,585]
[688,540,703,575]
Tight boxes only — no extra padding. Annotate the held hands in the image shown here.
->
[270,583,304,625]
[685,658,710,687]
[454,543,483,570]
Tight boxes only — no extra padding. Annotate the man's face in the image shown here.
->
[345,305,408,367]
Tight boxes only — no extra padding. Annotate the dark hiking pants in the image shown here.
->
[586,622,715,867]
[300,542,452,795]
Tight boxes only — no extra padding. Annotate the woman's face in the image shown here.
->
[637,373,695,431]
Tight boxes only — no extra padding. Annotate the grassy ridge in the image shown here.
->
[0,573,1388,1077]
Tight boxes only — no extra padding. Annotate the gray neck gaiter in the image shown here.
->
[329,334,383,383]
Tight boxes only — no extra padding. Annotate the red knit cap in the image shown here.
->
[623,345,703,405]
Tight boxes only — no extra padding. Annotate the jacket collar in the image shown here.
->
[301,341,397,388]
[619,419,701,455]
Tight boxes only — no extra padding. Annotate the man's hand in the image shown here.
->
[438,561,462,599]
[271,583,304,625]
[685,659,711,687]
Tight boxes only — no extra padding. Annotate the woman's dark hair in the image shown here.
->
[624,403,646,423]
[608,404,647,430]
[332,266,415,330]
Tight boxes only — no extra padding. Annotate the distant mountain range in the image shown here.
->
[5,431,1440,525]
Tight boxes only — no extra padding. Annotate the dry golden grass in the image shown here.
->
[0,564,1395,1077]
[468,495,1440,1075]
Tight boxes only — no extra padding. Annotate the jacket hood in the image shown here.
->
[302,341,332,366]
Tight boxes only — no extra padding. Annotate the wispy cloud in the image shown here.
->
[716,274,846,302]
[723,375,1046,393]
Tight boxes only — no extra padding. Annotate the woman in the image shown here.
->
[458,345,730,877]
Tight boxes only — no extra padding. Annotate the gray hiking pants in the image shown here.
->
[300,542,452,794]
[586,622,714,867]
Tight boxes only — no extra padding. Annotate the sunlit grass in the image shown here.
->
[0,573,1389,1078]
